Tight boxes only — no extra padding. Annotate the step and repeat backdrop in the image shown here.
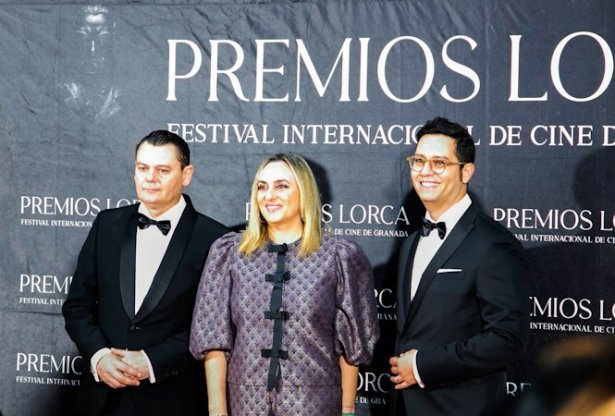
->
[0,0,613,414]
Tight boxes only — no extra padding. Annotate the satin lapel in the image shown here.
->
[397,232,420,336]
[132,200,197,323]
[120,210,138,320]
[401,205,479,341]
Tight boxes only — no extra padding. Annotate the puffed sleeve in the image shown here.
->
[333,238,380,366]
[189,232,237,361]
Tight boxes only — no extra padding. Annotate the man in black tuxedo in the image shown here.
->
[62,130,229,416]
[389,117,530,416]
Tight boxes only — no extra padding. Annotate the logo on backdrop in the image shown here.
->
[496,207,615,334]
[493,207,615,244]
[169,122,615,148]
[168,122,429,146]
[507,382,533,397]
[18,273,72,310]
[323,203,412,238]
[375,288,396,321]
[530,296,615,335]
[244,202,413,239]
[19,196,139,228]
[356,371,390,407]
[167,32,613,104]
[16,352,82,387]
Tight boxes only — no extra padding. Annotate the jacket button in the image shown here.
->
[130,325,139,331]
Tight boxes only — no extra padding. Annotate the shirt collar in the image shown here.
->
[425,194,472,232]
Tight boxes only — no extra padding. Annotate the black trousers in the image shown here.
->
[98,390,140,416]
[394,392,407,416]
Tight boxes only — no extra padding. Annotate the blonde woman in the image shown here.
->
[190,153,379,416]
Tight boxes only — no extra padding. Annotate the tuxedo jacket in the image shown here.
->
[62,195,229,416]
[391,203,530,416]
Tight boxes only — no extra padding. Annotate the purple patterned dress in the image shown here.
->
[190,232,379,416]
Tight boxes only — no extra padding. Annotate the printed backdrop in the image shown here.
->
[0,0,614,414]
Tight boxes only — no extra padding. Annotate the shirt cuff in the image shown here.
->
[142,350,156,383]
[90,348,112,382]
[412,351,425,388]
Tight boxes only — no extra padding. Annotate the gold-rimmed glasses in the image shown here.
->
[407,156,464,174]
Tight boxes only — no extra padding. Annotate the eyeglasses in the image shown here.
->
[407,156,464,174]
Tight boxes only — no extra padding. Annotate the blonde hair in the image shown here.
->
[239,153,322,257]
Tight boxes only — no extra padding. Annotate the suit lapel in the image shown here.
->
[396,232,419,336]
[120,209,138,320]
[401,205,479,340]
[132,198,197,323]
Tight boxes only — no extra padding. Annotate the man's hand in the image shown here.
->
[96,352,141,389]
[389,349,418,390]
[111,348,151,381]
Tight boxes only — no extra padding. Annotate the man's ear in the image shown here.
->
[182,165,194,187]
[461,163,474,184]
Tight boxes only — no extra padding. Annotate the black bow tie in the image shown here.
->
[421,217,446,239]
[137,213,171,236]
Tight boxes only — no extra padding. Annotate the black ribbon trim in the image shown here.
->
[264,311,290,320]
[268,244,288,253]
[265,271,291,283]
[260,243,291,391]
[260,349,289,359]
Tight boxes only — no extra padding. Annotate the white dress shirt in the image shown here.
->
[135,197,186,313]
[91,197,187,384]
[411,194,472,387]
[411,194,472,300]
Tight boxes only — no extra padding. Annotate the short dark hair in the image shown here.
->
[416,117,475,164]
[136,130,190,169]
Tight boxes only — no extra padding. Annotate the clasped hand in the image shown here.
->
[389,349,418,390]
[96,348,151,389]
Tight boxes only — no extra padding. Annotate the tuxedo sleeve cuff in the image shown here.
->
[90,348,112,382]
[142,350,156,383]
[412,351,425,388]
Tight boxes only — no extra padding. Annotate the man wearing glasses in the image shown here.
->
[389,117,530,416]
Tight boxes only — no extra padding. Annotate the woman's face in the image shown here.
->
[257,161,303,231]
